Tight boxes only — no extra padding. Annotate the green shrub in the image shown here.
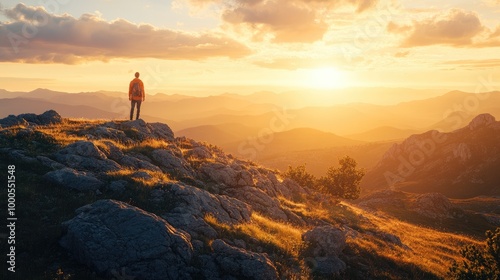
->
[449,227,500,280]
[318,156,365,200]
[284,157,365,200]
[283,164,318,189]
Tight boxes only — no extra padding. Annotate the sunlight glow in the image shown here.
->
[301,67,347,89]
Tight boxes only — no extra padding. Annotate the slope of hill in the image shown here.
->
[259,142,395,177]
[176,123,260,146]
[0,110,489,280]
[361,113,500,198]
[357,190,499,237]
[221,127,364,160]
[346,126,420,142]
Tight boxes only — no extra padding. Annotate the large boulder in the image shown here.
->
[119,119,175,142]
[211,239,279,280]
[44,168,103,191]
[224,186,289,221]
[200,162,254,188]
[302,226,347,275]
[162,183,252,239]
[0,110,62,127]
[60,200,194,280]
[0,114,29,127]
[55,141,121,172]
[152,149,194,178]
[37,110,63,125]
[57,140,107,159]
[411,193,454,219]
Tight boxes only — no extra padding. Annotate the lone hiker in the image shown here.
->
[129,72,145,120]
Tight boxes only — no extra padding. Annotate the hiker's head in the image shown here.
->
[135,72,140,78]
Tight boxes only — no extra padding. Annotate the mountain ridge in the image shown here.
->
[361,113,500,198]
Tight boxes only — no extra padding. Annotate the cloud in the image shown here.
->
[389,9,487,47]
[0,4,250,64]
[186,0,379,43]
[442,59,500,68]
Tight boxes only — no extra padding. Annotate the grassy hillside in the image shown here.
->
[0,113,495,279]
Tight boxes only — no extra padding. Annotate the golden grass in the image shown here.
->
[341,202,482,278]
[106,168,172,187]
[277,196,331,222]
[205,212,307,257]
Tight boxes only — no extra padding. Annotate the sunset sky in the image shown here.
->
[0,0,499,96]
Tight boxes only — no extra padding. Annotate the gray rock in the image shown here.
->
[152,149,193,177]
[120,155,162,173]
[306,256,346,275]
[55,141,121,172]
[0,115,29,127]
[37,110,63,125]
[8,149,38,163]
[302,226,346,257]
[162,184,252,239]
[37,156,66,170]
[164,213,218,239]
[119,120,174,142]
[211,239,279,280]
[60,199,193,280]
[99,141,125,161]
[411,193,454,219]
[44,168,103,191]
[57,141,107,159]
[0,110,62,127]
[92,127,128,143]
[302,226,347,275]
[184,146,214,160]
[224,186,288,221]
[197,255,221,280]
[131,171,153,180]
[108,180,128,193]
[149,122,175,141]
[56,153,121,173]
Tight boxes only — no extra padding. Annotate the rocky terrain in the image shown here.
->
[0,110,495,279]
[360,114,500,198]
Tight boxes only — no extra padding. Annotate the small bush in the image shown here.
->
[318,156,365,200]
[449,227,500,280]
[284,157,365,200]
[283,164,318,190]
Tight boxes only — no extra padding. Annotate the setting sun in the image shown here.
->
[302,67,347,89]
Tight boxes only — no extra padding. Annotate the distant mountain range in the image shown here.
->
[2,88,500,173]
[361,114,500,198]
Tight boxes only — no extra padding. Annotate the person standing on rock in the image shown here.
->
[129,72,145,120]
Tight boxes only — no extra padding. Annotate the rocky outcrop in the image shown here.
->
[411,193,455,219]
[361,113,500,198]
[55,140,121,172]
[162,183,252,239]
[211,239,279,280]
[152,149,194,178]
[0,111,333,279]
[302,226,347,275]
[359,190,460,220]
[60,200,194,280]
[119,119,175,142]
[466,113,496,130]
[0,110,62,127]
[44,168,103,191]
[200,161,307,222]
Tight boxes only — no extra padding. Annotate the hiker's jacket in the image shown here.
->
[129,78,145,101]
